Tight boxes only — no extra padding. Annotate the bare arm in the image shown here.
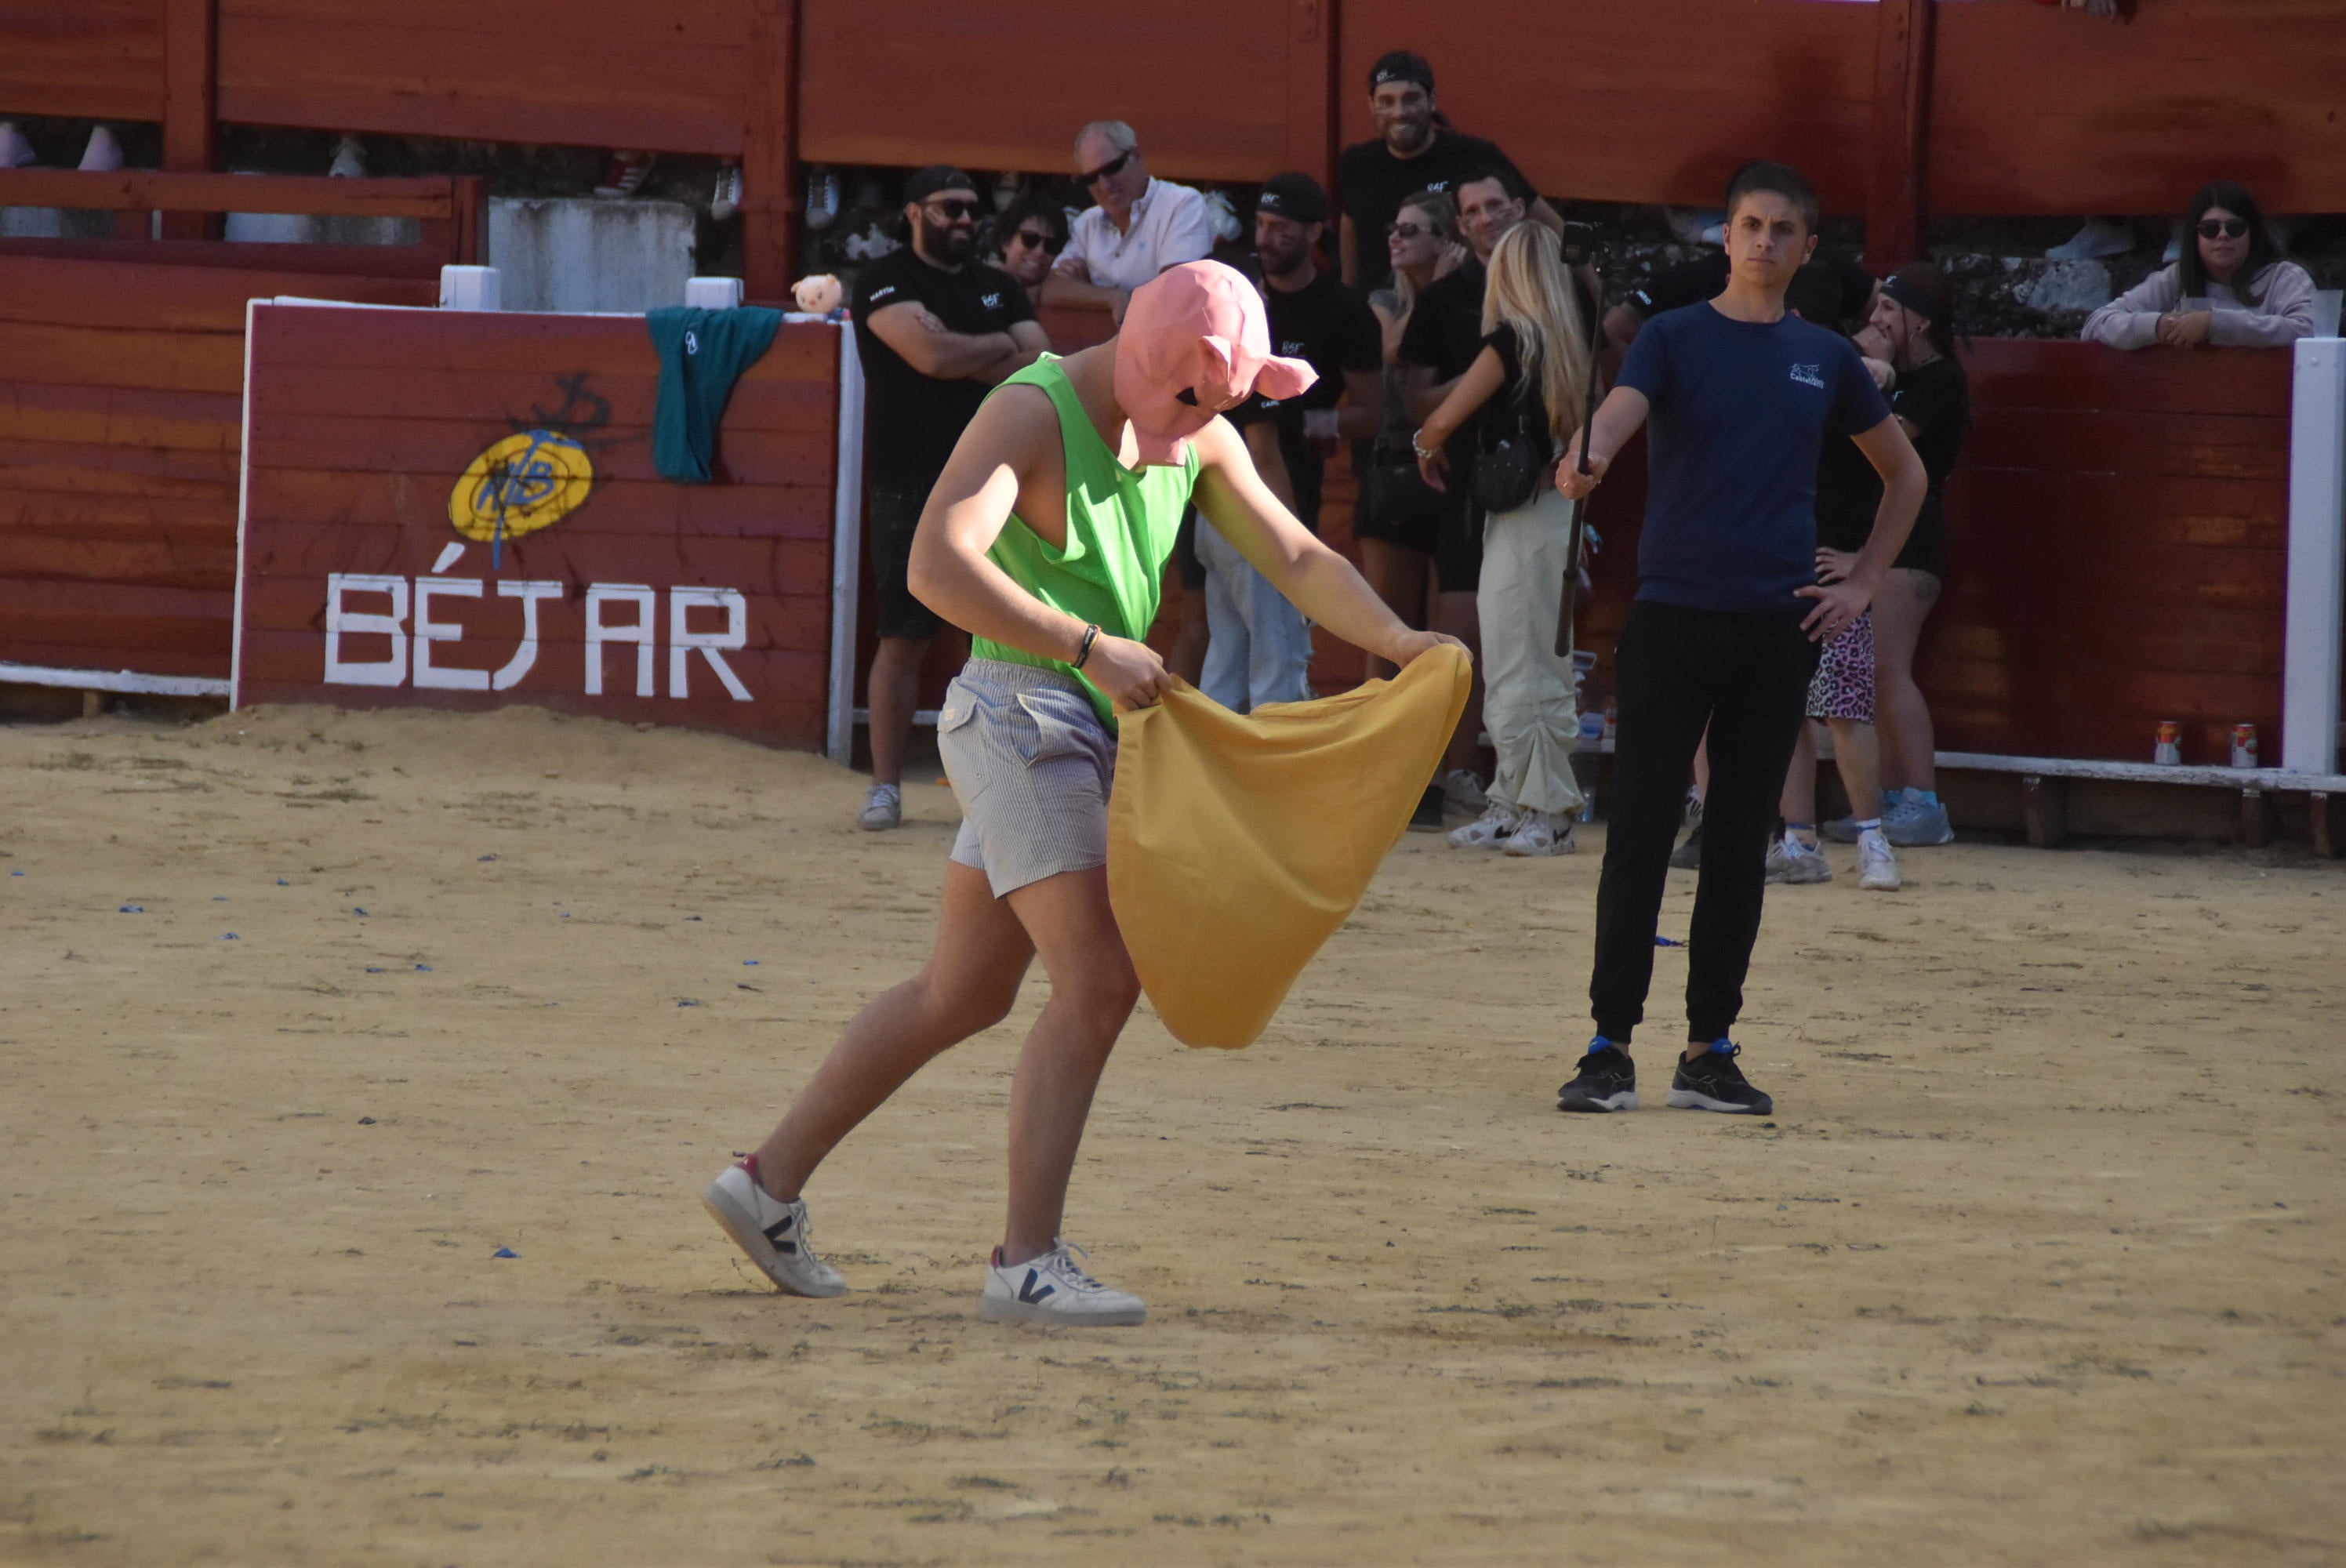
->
[1529,198,1566,238]
[967,318,1051,386]
[1241,419,1298,515]
[1554,386,1653,498]
[863,301,1022,380]
[1189,419,1457,670]
[1335,365,1383,442]
[1401,361,1462,424]
[905,387,1086,659]
[1040,264,1131,320]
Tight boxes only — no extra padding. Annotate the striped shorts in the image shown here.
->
[939,659,1117,898]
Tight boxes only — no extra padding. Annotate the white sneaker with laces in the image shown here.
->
[1501,809,1576,857]
[710,164,743,221]
[1857,828,1901,891]
[1447,800,1522,850]
[78,125,124,173]
[979,1240,1146,1327]
[0,122,37,169]
[327,133,365,179]
[1441,769,1489,815]
[857,782,902,831]
[701,1160,848,1298]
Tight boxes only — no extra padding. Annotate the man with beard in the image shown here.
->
[1204,172,1383,711]
[1336,50,1563,292]
[848,165,1050,832]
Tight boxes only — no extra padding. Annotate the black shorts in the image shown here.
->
[1892,512,1946,582]
[1172,505,1207,590]
[867,481,944,641]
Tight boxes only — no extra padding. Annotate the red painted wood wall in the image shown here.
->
[235,305,837,750]
[0,255,435,680]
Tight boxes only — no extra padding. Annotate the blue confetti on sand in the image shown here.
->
[365,967,385,974]
[414,963,433,972]
[743,960,758,966]
[275,878,289,886]
[1654,935,1683,948]
[9,869,22,877]
[677,999,701,1007]
[118,904,143,913]
[492,1247,518,1259]
[477,854,496,862]
[220,932,240,941]
[212,895,229,902]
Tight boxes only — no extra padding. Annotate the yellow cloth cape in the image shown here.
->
[1107,644,1472,1048]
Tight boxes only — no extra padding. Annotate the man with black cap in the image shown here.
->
[848,165,1049,831]
[1337,49,1564,292]
[1200,172,1385,711]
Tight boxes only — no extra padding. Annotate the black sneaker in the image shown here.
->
[1668,822,1704,869]
[1407,782,1447,833]
[1558,1041,1638,1112]
[1667,1041,1773,1114]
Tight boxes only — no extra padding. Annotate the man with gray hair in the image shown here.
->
[1044,121,1217,324]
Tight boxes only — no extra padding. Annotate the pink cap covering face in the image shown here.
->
[1113,260,1318,466]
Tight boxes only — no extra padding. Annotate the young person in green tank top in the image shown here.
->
[703,263,1462,1326]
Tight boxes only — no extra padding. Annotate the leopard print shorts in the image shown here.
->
[1805,608,1875,724]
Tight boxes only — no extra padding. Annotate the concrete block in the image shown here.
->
[440,265,502,311]
[489,197,697,314]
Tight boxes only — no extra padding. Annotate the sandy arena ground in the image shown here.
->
[2,702,2341,1567]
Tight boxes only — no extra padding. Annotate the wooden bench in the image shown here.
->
[1937,751,2345,855]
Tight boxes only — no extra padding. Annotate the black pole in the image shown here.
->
[1555,319,1602,659]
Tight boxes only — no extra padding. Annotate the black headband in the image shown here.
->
[1881,272,1949,331]
[1372,61,1434,93]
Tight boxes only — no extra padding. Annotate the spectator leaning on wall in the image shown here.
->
[1335,49,1565,292]
[2081,180,2317,350]
[986,189,1071,311]
[1043,121,1217,323]
[848,165,1050,832]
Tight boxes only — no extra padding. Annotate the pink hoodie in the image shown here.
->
[2081,259,2320,350]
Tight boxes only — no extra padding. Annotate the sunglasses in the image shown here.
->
[2196,217,2250,240]
[1010,227,1063,255]
[1081,148,1135,187]
[922,197,980,221]
[1386,221,1440,241]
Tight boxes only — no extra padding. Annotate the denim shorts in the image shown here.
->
[939,659,1116,898]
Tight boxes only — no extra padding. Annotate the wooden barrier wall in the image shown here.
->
[235,306,838,750]
[0,256,434,681]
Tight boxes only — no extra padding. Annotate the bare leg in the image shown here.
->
[1779,720,1821,826]
[1360,538,1429,681]
[1691,732,1710,804]
[1871,568,1941,794]
[866,634,931,789]
[1433,588,1484,778]
[997,866,1142,1263]
[1827,717,1883,822]
[754,862,1032,1198]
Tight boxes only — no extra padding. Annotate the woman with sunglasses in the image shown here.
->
[988,191,1070,309]
[2083,181,2318,350]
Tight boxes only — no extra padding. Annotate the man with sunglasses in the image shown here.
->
[848,164,1050,832]
[1044,120,1216,325]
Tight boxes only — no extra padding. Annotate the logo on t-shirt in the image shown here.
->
[683,330,699,356]
[1281,339,1308,357]
[869,284,899,303]
[1788,363,1825,390]
[981,292,1002,309]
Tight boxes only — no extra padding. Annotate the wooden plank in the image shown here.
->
[0,487,237,539]
[231,674,829,750]
[741,0,799,304]
[236,604,833,660]
[1930,0,2346,217]
[243,470,835,540]
[1964,339,2294,419]
[1864,0,1929,270]
[0,535,239,590]
[239,536,832,606]
[799,0,1295,180]
[0,385,242,452]
[1337,1,1877,209]
[0,238,448,281]
[0,322,251,396]
[0,2,167,121]
[162,0,221,242]
[0,445,239,499]
[216,6,752,154]
[0,169,467,219]
[248,307,838,379]
[0,621,231,678]
[1963,408,2287,482]
[242,417,830,488]
[239,368,832,436]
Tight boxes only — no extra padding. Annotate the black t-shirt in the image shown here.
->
[1627,247,1877,328]
[1228,270,1382,524]
[1481,324,1558,466]
[1814,355,1970,553]
[851,246,1035,487]
[1396,257,1488,472]
[1337,132,1528,292]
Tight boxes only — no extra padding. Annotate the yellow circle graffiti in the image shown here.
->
[447,430,594,543]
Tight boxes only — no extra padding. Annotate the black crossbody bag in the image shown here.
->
[1471,398,1545,515]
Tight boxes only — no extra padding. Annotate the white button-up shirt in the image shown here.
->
[1058,177,1216,291]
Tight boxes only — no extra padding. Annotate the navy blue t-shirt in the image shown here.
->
[1616,303,1890,614]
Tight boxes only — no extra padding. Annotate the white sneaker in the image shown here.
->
[700,1160,848,1298]
[1441,769,1489,814]
[1501,810,1576,857]
[856,782,901,831]
[979,1240,1146,1327]
[0,122,36,169]
[1765,835,1833,884]
[2046,216,2134,262]
[710,163,743,221]
[1447,800,1522,849]
[327,133,365,179]
[1857,828,1901,891]
[78,125,124,173]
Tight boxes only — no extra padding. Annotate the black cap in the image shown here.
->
[902,164,977,205]
[1369,50,1435,95]
[1255,172,1328,226]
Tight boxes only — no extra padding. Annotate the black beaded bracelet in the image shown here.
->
[1072,622,1101,670]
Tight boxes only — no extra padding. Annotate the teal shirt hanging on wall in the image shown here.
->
[645,306,785,483]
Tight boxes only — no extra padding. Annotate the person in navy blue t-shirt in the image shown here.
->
[1551,163,1925,1119]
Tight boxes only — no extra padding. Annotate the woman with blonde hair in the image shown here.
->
[1412,221,1596,857]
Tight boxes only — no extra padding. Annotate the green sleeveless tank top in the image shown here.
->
[969,354,1200,724]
